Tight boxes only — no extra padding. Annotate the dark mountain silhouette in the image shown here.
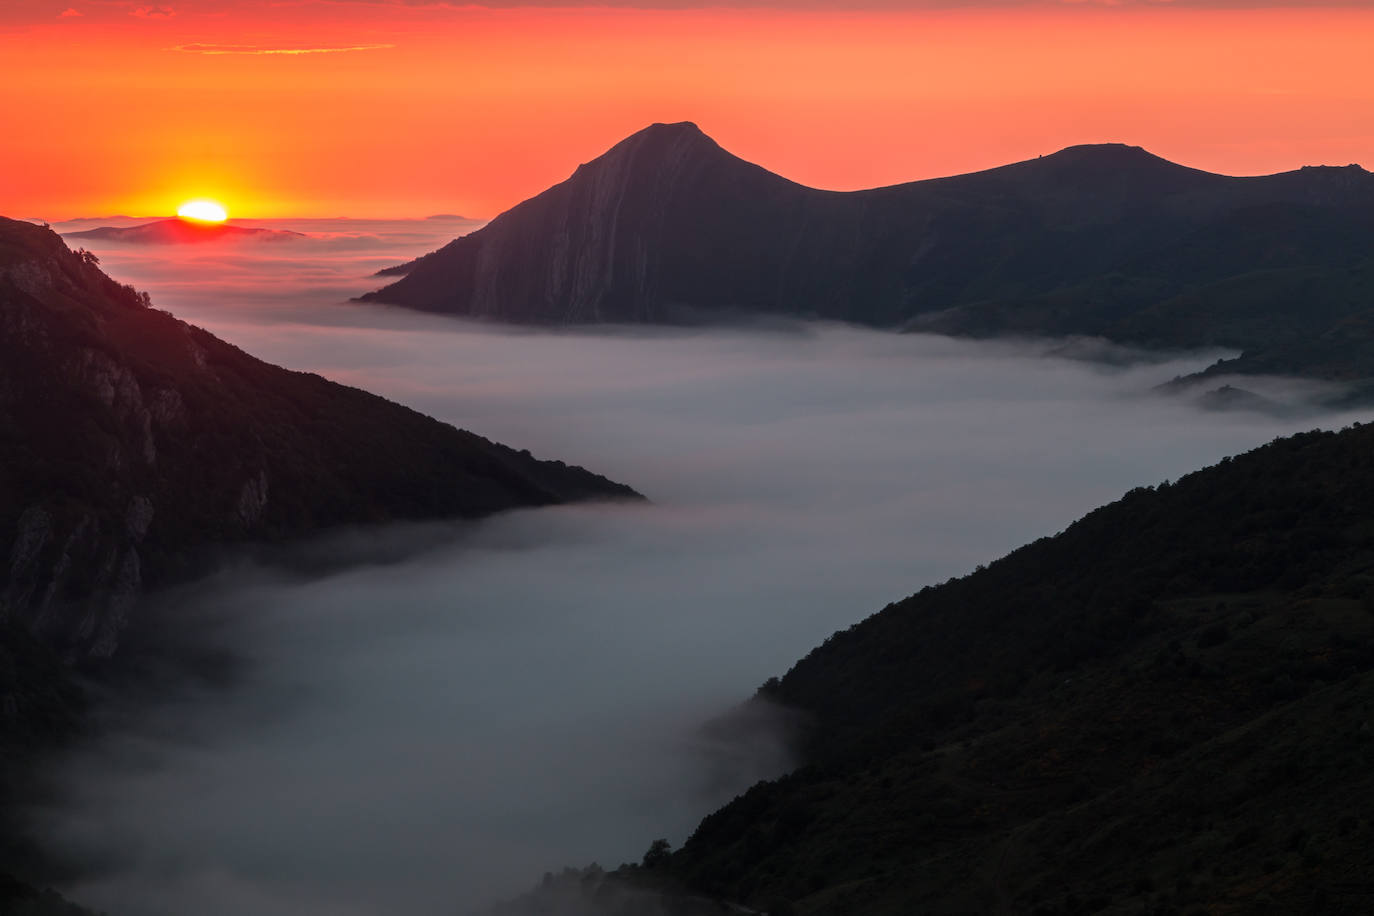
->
[0,215,638,902]
[65,218,303,244]
[502,422,1374,915]
[1,216,637,658]
[363,122,1374,387]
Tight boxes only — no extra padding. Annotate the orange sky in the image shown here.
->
[2,3,1372,219]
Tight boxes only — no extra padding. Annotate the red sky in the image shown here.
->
[2,2,1372,219]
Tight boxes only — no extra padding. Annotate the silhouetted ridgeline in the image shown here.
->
[364,122,1374,389]
[500,422,1374,915]
[0,215,638,903]
[0,216,638,659]
[64,218,303,245]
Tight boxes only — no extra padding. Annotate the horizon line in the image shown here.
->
[25,131,1370,226]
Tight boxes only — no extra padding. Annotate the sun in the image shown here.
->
[176,200,228,223]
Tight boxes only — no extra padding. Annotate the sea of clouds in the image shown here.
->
[30,218,1370,916]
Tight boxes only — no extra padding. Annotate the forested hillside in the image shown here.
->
[667,424,1374,914]
[504,423,1374,915]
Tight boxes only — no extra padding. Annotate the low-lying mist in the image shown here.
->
[35,221,1372,916]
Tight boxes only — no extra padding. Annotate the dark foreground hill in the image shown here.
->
[64,218,302,244]
[363,123,1374,388]
[505,422,1374,915]
[0,215,637,904]
[0,216,637,658]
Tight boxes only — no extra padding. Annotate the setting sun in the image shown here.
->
[177,200,228,223]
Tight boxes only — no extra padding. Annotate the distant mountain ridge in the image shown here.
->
[363,123,1374,388]
[65,218,303,244]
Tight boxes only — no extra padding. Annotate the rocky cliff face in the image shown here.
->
[0,216,638,661]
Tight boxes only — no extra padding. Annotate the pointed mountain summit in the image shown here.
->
[363,125,1374,385]
[578,120,746,174]
[362,121,810,323]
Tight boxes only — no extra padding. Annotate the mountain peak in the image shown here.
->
[361,127,1374,339]
[939,142,1217,197]
[639,120,705,136]
[586,119,723,169]
[1041,142,1187,171]
[549,120,748,201]
[1058,141,1151,155]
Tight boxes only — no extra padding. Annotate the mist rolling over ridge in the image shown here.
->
[33,221,1373,916]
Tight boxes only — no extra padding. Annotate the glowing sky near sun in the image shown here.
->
[2,2,1372,219]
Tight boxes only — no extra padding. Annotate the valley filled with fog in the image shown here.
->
[34,219,1369,916]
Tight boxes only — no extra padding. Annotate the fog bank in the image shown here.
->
[33,220,1371,916]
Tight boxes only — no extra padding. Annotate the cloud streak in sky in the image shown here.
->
[169,41,396,53]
